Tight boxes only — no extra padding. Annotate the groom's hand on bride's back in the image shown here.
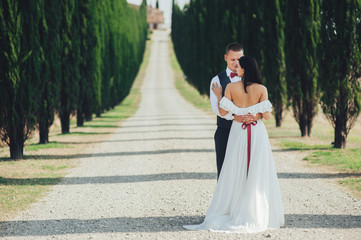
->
[211,82,222,100]
[233,115,245,123]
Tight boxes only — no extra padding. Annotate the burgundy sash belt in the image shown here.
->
[241,121,257,176]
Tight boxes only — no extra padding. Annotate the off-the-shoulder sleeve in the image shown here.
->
[219,97,272,116]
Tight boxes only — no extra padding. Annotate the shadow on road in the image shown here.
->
[0,148,216,162]
[2,171,360,186]
[1,214,360,237]
[56,136,213,145]
[115,123,215,128]
[0,172,217,186]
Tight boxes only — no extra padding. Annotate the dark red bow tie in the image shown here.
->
[230,72,238,78]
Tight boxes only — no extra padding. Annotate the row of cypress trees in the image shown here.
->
[0,0,148,159]
[171,0,361,148]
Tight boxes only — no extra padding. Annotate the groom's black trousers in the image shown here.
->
[214,126,230,179]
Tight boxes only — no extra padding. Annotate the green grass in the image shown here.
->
[279,140,332,151]
[41,165,68,171]
[25,142,69,151]
[339,177,361,199]
[0,176,62,186]
[340,178,361,191]
[303,148,361,171]
[278,139,360,171]
[56,131,112,136]
[0,184,54,215]
[80,124,119,128]
[278,140,361,196]
[89,118,121,123]
[169,40,212,114]
[0,158,71,220]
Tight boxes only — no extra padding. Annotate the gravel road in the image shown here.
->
[1,30,360,240]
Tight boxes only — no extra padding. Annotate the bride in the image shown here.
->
[184,56,284,233]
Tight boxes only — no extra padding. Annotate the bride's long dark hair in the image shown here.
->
[238,56,262,93]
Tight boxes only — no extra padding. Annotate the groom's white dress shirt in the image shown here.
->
[209,67,241,120]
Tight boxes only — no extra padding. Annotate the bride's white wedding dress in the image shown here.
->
[184,97,284,233]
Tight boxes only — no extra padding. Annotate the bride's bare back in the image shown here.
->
[224,81,270,120]
[225,81,267,107]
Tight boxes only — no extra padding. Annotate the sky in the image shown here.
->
[127,0,190,28]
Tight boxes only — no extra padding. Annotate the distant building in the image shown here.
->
[128,3,164,30]
[147,6,164,29]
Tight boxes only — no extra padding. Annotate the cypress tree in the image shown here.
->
[319,0,361,148]
[93,1,102,118]
[77,0,101,124]
[284,0,320,136]
[242,0,264,63]
[77,0,87,126]
[1,0,23,159]
[0,1,6,125]
[0,0,40,159]
[59,0,79,133]
[112,0,147,103]
[108,0,118,108]
[114,0,124,105]
[120,3,136,100]
[262,0,287,127]
[171,1,188,81]
[109,0,123,106]
[99,1,111,112]
[140,0,148,49]
[38,0,61,143]
[87,0,101,119]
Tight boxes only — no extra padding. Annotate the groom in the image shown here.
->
[210,42,259,179]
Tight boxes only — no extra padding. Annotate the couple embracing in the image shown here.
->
[184,43,285,233]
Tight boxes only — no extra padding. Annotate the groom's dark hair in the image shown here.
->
[225,42,243,55]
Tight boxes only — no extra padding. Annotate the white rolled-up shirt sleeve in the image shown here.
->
[210,76,234,120]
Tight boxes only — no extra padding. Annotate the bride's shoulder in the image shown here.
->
[227,81,242,89]
[253,83,267,92]
[252,82,266,88]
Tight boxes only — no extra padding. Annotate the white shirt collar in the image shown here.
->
[226,67,241,82]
